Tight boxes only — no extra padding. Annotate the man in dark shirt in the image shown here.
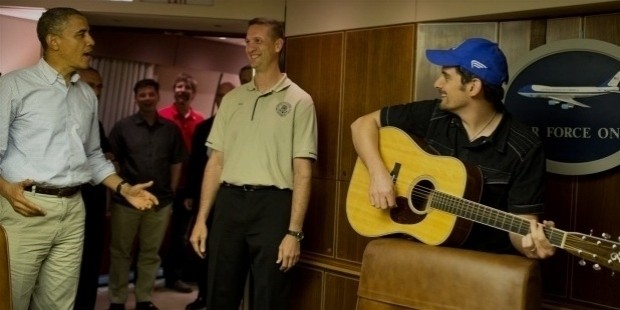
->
[74,67,114,310]
[351,38,556,259]
[107,79,186,310]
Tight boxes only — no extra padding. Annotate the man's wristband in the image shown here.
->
[116,180,128,194]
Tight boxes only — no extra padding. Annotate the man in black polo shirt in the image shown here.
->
[351,38,556,259]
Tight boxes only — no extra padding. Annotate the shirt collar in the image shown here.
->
[38,59,61,85]
[492,112,510,153]
[131,112,163,126]
[245,73,291,94]
[171,104,198,120]
[37,59,81,85]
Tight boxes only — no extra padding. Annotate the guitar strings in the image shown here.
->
[406,185,619,268]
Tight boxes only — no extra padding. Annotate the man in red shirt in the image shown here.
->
[159,73,205,150]
[158,73,204,293]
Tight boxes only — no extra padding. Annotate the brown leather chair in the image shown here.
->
[357,238,542,310]
[0,225,12,310]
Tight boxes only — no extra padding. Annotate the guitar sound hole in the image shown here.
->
[411,179,434,214]
[389,179,434,224]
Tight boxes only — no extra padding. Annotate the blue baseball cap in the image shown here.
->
[425,38,508,86]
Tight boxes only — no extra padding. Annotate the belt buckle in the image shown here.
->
[242,185,254,191]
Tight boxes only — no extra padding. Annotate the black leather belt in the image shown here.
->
[24,185,81,197]
[221,182,283,192]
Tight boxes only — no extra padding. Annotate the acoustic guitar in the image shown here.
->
[346,126,620,272]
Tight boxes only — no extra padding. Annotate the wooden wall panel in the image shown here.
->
[304,179,337,256]
[286,33,344,180]
[585,13,620,45]
[546,17,582,42]
[499,20,532,72]
[324,273,359,310]
[415,23,496,100]
[340,25,415,181]
[291,266,324,310]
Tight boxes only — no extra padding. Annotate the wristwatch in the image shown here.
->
[287,230,305,241]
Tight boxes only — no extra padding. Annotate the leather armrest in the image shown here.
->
[357,238,541,310]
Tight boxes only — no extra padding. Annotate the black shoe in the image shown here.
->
[136,301,159,310]
[186,296,206,310]
[109,303,126,310]
[166,280,193,293]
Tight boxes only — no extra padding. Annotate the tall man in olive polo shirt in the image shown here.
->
[190,18,318,310]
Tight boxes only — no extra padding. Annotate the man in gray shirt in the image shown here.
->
[0,7,158,310]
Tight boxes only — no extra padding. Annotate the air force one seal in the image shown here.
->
[276,102,292,117]
[505,39,620,175]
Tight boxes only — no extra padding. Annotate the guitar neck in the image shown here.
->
[430,191,566,249]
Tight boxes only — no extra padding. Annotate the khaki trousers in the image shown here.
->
[0,192,85,310]
[107,203,171,303]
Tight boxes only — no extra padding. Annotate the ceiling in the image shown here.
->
[84,11,249,36]
[0,0,284,40]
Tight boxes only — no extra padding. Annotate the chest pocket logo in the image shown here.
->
[276,102,292,117]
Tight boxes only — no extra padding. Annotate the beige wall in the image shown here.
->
[284,0,618,36]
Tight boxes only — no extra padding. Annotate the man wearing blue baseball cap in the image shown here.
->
[351,38,556,259]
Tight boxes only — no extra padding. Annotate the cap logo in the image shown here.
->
[471,60,488,69]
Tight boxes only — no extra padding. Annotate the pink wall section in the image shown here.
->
[0,15,40,75]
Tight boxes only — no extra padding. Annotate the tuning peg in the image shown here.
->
[579,259,587,266]
[593,264,602,271]
[602,233,611,239]
[589,229,594,236]
[612,271,615,277]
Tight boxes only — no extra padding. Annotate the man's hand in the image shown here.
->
[277,235,301,272]
[1,179,46,217]
[369,170,396,209]
[189,222,208,259]
[120,181,159,211]
[521,219,556,259]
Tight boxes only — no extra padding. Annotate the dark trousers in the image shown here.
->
[207,187,293,310]
[74,184,107,310]
[163,189,193,284]
[190,198,213,299]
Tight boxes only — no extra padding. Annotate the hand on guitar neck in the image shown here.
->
[513,217,556,259]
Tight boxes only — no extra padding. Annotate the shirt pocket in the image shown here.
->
[478,166,511,210]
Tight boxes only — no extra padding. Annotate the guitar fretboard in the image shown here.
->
[427,189,565,248]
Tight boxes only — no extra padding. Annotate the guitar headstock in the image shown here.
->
[564,231,620,273]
